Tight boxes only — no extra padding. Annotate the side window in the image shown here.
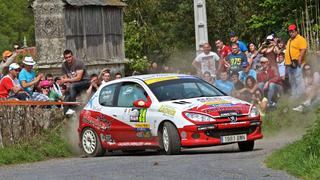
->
[117,83,147,107]
[99,84,117,106]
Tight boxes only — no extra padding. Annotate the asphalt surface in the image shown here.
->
[0,134,297,180]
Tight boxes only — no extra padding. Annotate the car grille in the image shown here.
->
[205,126,257,138]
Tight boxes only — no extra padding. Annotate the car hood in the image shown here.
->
[161,96,251,117]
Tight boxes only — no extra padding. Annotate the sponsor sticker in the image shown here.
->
[158,105,176,116]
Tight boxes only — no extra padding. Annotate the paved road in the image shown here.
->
[0,134,296,180]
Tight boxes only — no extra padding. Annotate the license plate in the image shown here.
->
[221,134,247,143]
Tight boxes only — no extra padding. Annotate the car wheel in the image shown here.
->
[161,122,181,155]
[81,128,106,157]
[238,141,254,151]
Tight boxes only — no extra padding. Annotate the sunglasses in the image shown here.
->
[42,87,50,90]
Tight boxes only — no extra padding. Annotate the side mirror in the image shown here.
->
[133,99,151,108]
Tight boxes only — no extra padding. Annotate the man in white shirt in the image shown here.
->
[192,43,220,78]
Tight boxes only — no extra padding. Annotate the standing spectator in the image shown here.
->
[248,42,262,70]
[0,50,17,78]
[238,62,257,84]
[275,39,286,54]
[60,49,90,113]
[258,35,279,69]
[115,72,122,79]
[277,52,286,81]
[192,43,220,78]
[18,57,44,96]
[225,43,248,75]
[284,24,308,98]
[215,39,231,73]
[148,62,160,74]
[230,32,248,55]
[86,74,99,97]
[257,57,283,106]
[0,63,28,100]
[202,71,215,85]
[215,71,234,95]
[100,69,111,84]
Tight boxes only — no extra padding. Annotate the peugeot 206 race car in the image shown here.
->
[78,74,263,156]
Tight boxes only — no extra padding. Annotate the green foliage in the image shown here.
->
[0,0,35,53]
[265,108,320,179]
[0,129,72,165]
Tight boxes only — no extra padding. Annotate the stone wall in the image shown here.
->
[0,106,65,148]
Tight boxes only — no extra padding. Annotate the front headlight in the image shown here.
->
[183,112,216,122]
[249,106,260,117]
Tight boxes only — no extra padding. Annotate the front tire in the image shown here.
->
[238,141,254,151]
[161,122,181,155]
[81,127,106,157]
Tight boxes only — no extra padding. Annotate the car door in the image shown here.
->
[115,82,152,141]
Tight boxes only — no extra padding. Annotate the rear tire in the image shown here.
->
[160,122,181,155]
[238,141,254,151]
[81,127,106,157]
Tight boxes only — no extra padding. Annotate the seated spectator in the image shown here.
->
[115,72,122,79]
[252,89,268,116]
[99,69,111,84]
[257,57,283,107]
[202,71,215,85]
[0,50,17,79]
[39,80,62,102]
[215,71,234,95]
[238,62,257,84]
[86,74,100,97]
[0,63,29,100]
[18,56,47,100]
[60,49,90,113]
[231,71,244,91]
[293,64,320,112]
[237,76,259,102]
[52,77,63,97]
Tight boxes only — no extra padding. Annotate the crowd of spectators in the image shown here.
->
[0,23,316,116]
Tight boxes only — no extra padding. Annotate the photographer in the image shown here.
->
[258,35,279,70]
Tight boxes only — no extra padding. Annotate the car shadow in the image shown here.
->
[101,147,263,157]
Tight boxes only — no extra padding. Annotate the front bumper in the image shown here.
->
[178,120,263,147]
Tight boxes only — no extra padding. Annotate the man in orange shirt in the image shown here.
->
[284,24,307,98]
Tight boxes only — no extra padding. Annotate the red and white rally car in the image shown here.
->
[78,74,263,156]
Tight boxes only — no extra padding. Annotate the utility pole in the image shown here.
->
[194,0,208,55]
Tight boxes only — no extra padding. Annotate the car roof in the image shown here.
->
[123,74,198,85]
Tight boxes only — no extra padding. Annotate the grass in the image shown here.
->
[264,98,320,179]
[0,129,73,165]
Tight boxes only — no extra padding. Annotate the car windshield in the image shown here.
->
[148,78,225,102]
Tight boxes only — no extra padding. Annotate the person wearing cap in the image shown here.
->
[238,61,257,84]
[38,80,62,102]
[0,50,17,78]
[230,32,248,55]
[192,43,220,78]
[257,57,283,107]
[225,43,248,75]
[258,34,280,69]
[18,56,44,96]
[0,63,29,100]
[284,24,307,98]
